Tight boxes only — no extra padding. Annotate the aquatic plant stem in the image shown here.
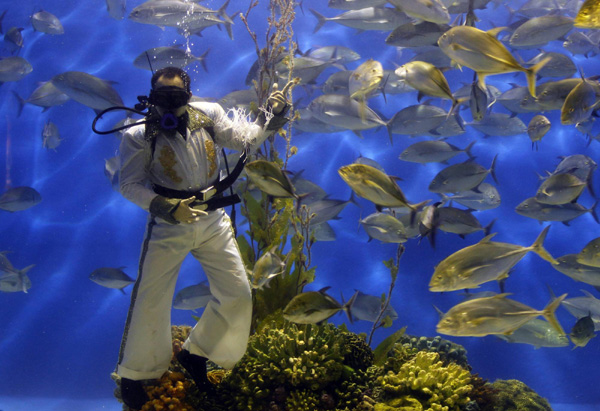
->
[368,244,404,346]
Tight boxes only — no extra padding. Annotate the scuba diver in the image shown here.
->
[106,67,290,409]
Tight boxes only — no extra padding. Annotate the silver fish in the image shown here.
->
[13,81,70,115]
[528,115,551,150]
[509,15,574,49]
[386,21,450,47]
[388,104,448,136]
[306,195,356,226]
[328,0,388,10]
[310,7,412,33]
[89,267,135,293]
[469,113,527,137]
[525,52,577,79]
[360,212,408,243]
[133,47,209,72]
[350,290,398,322]
[106,0,126,20]
[0,187,42,212]
[515,198,598,224]
[497,318,569,348]
[31,10,64,34]
[307,94,387,132]
[388,0,450,24]
[435,206,492,237]
[428,156,498,194]
[303,45,360,65]
[128,0,217,29]
[440,182,501,211]
[173,282,213,311]
[42,121,63,151]
[399,140,474,164]
[0,264,34,293]
[105,156,121,191]
[51,71,124,112]
[0,56,32,82]
[563,31,599,57]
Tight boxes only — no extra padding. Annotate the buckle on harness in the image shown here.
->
[199,186,217,202]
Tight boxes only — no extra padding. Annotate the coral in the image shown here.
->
[141,371,193,411]
[341,331,375,371]
[220,319,373,410]
[489,379,552,411]
[396,335,470,370]
[377,351,473,411]
[468,374,498,411]
[171,325,191,360]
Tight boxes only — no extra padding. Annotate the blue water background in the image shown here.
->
[0,0,599,409]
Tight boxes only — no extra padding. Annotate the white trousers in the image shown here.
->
[116,209,252,380]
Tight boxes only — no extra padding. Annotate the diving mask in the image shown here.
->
[149,86,190,110]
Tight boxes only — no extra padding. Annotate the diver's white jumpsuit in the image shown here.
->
[116,102,272,380]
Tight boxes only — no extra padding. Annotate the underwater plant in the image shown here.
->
[488,379,552,411]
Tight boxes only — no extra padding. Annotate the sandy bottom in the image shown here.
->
[0,397,598,410]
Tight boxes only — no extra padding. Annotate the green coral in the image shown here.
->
[396,335,470,370]
[377,351,473,411]
[489,379,552,411]
[221,319,372,410]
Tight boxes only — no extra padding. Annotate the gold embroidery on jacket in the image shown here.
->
[158,145,182,183]
[204,138,217,177]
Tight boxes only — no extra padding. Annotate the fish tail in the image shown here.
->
[524,56,552,98]
[198,49,210,73]
[590,201,599,223]
[343,290,359,324]
[309,8,327,34]
[489,154,499,185]
[11,91,25,117]
[464,140,476,159]
[530,225,557,264]
[542,293,567,335]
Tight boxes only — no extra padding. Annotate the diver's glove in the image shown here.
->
[149,195,181,224]
[258,79,299,131]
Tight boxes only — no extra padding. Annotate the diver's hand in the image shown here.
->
[268,79,297,114]
[173,196,207,224]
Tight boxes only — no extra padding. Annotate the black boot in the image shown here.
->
[176,349,214,392]
[120,377,149,410]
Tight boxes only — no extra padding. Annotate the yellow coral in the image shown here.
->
[378,351,472,411]
[141,371,193,411]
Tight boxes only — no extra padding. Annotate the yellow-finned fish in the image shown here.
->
[349,58,383,101]
[576,237,600,267]
[437,26,551,97]
[429,226,557,292]
[395,60,465,114]
[245,160,298,200]
[283,287,357,324]
[338,163,429,211]
[436,293,567,337]
[574,0,600,29]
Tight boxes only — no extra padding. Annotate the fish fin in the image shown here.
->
[525,56,552,98]
[486,27,508,39]
[309,8,326,34]
[489,154,499,185]
[531,225,557,264]
[479,232,497,243]
[542,293,567,335]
